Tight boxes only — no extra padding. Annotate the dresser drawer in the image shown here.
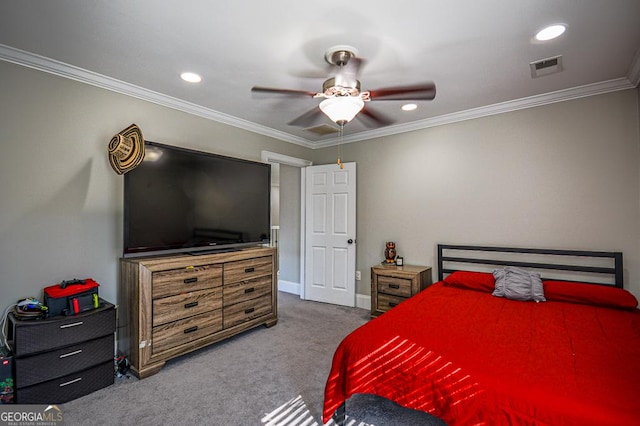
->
[152,310,223,354]
[224,256,272,284]
[14,335,113,388]
[153,264,222,299]
[153,288,223,326]
[377,276,412,297]
[223,276,272,307]
[377,293,407,313]
[223,295,272,329]
[9,304,116,356]
[15,360,114,404]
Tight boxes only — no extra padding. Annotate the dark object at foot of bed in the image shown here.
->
[332,395,448,425]
[332,402,346,425]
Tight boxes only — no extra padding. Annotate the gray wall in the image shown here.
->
[0,61,313,315]
[313,89,640,298]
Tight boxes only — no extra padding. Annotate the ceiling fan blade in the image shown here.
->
[369,82,436,101]
[335,57,363,89]
[357,105,394,128]
[251,86,318,97]
[287,107,325,127]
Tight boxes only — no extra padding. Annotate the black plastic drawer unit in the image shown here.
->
[7,301,116,403]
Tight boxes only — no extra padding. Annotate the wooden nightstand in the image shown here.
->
[371,264,432,317]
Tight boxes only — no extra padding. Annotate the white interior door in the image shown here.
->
[304,162,356,307]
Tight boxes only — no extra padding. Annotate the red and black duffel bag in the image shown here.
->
[43,278,100,316]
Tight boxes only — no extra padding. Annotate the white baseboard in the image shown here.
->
[278,280,300,295]
[356,294,371,311]
[278,280,371,310]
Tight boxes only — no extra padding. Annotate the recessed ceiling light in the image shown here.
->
[180,72,202,83]
[535,24,566,41]
[402,103,418,111]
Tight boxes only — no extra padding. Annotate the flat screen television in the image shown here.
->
[123,141,271,257]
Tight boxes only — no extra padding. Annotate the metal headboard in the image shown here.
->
[437,244,624,288]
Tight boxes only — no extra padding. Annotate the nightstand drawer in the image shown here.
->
[153,288,223,326]
[223,295,272,329]
[377,293,407,312]
[14,335,113,388]
[223,276,272,306]
[153,264,222,299]
[377,276,412,297]
[152,310,223,354]
[224,256,272,284]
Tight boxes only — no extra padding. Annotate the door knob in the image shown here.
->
[347,239,354,244]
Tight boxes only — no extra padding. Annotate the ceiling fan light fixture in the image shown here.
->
[319,97,364,124]
[402,103,418,111]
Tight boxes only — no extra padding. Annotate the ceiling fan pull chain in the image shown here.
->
[337,124,344,169]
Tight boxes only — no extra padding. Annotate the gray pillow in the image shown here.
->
[492,267,546,302]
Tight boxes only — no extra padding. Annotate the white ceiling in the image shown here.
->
[1,1,639,148]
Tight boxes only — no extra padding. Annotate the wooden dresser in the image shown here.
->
[370,264,432,318]
[119,246,277,378]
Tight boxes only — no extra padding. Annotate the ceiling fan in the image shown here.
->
[251,46,436,129]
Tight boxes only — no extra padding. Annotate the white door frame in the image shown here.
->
[261,151,312,298]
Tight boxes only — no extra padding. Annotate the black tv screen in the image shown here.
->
[123,142,271,257]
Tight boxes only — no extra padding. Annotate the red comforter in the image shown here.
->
[323,281,640,425]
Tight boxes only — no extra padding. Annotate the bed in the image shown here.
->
[323,244,640,425]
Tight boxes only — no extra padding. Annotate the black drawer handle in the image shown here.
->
[59,377,82,387]
[388,302,398,308]
[184,326,198,334]
[244,267,255,273]
[244,307,255,314]
[60,321,83,329]
[244,287,255,294]
[184,277,198,284]
[389,284,400,289]
[184,301,199,309]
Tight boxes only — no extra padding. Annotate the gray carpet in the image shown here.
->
[61,292,446,425]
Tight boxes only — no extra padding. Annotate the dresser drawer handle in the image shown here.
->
[244,307,255,314]
[244,267,255,273]
[184,301,199,309]
[184,277,198,284]
[59,377,82,387]
[184,326,198,334]
[59,349,83,359]
[388,302,398,308]
[244,287,255,294]
[60,321,83,329]
[389,284,400,289]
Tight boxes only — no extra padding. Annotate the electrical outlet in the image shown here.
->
[355,270,361,280]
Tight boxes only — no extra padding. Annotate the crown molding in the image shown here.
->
[1,43,636,150]
[312,77,636,148]
[0,44,315,149]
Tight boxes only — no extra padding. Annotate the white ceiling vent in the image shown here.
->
[530,55,563,78]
